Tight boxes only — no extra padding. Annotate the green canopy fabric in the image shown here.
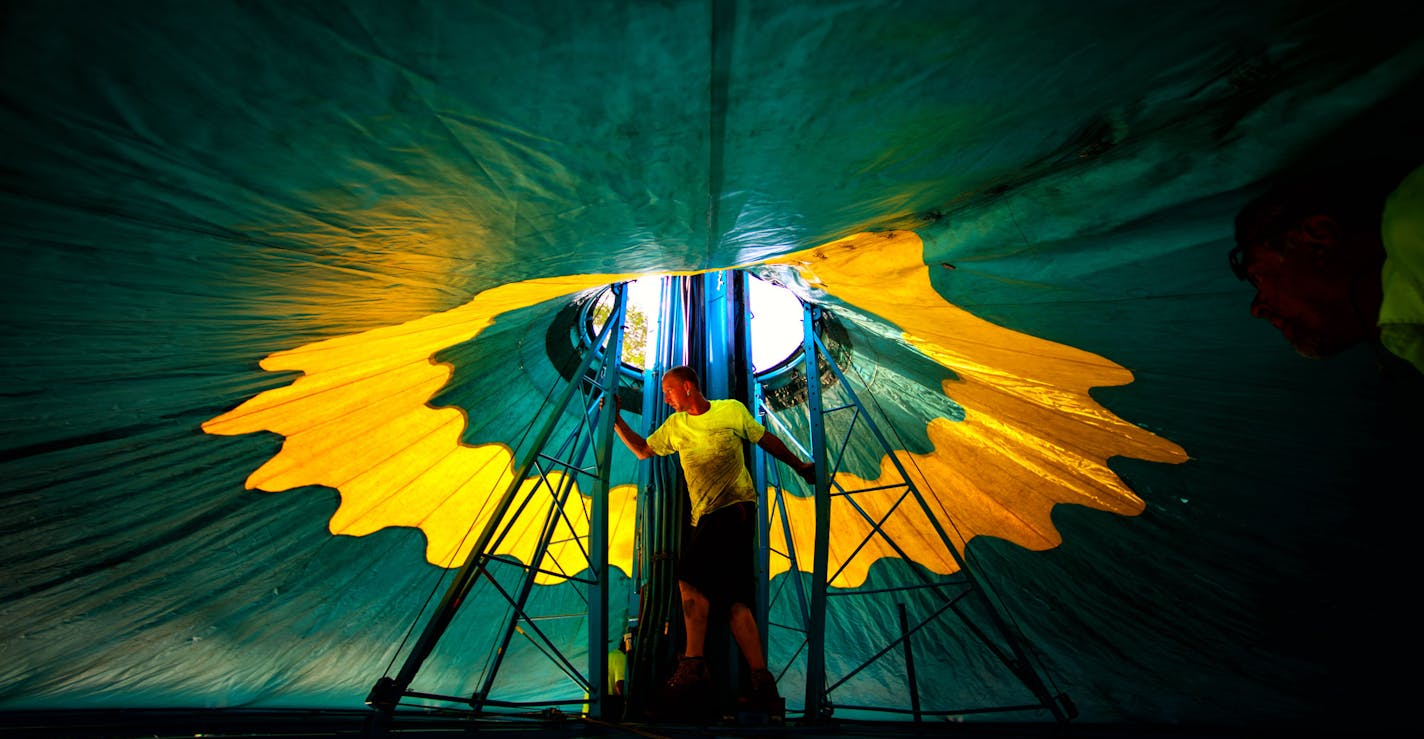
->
[3,0,1422,733]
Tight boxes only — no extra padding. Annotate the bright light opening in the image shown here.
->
[590,273,803,373]
[748,274,804,374]
[591,277,663,369]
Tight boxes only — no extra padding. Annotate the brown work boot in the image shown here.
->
[651,656,714,721]
[737,667,783,717]
[665,655,711,694]
[748,668,778,699]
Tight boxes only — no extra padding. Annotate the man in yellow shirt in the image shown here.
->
[612,365,815,714]
[605,631,630,718]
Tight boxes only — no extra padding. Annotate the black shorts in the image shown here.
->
[678,501,756,617]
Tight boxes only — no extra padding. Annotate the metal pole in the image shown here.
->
[587,286,626,719]
[898,603,922,722]
[801,301,830,722]
[751,380,770,650]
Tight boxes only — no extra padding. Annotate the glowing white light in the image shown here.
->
[748,275,804,373]
[593,273,803,373]
[592,277,661,368]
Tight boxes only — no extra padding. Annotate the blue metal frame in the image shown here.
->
[367,283,628,721]
[801,302,832,721]
[702,269,733,402]
[757,300,1071,724]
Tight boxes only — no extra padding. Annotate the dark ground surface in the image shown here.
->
[0,709,1401,739]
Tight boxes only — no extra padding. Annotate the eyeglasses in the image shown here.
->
[1227,243,1256,287]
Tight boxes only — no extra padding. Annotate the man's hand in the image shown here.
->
[758,431,819,487]
[793,459,817,486]
[607,393,654,460]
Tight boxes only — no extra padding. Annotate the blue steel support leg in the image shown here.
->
[367,284,627,718]
[806,330,1067,722]
[801,302,831,722]
[751,381,771,653]
[587,286,626,720]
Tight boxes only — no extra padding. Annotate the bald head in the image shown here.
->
[662,365,701,390]
[660,365,708,414]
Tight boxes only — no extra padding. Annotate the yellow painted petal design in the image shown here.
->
[203,232,1186,589]
[203,274,641,584]
[765,231,1188,587]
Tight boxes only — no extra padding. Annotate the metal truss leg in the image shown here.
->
[366,285,628,723]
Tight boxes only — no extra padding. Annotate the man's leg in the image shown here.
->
[730,602,781,712]
[679,580,710,658]
[727,602,766,670]
[664,579,713,711]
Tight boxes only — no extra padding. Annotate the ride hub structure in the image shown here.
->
[364,269,1073,729]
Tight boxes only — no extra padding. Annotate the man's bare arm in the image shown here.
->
[609,398,654,460]
[756,431,816,485]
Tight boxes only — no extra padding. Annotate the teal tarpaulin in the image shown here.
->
[2,0,1422,732]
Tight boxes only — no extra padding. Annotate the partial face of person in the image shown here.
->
[1236,234,1363,359]
[661,375,691,412]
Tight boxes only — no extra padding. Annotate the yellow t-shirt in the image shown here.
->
[606,649,626,696]
[647,399,765,526]
[1379,162,1424,375]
